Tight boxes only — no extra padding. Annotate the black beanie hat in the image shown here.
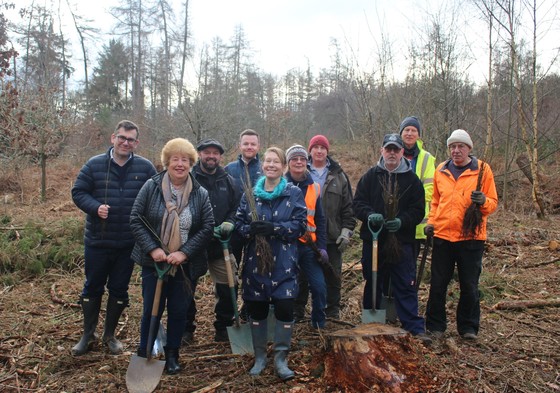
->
[399,116,421,136]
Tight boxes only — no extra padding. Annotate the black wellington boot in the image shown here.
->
[71,296,102,356]
[102,296,128,354]
[164,346,181,374]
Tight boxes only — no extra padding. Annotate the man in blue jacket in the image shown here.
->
[71,120,156,356]
[224,129,263,319]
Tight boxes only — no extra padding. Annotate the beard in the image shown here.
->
[201,158,218,172]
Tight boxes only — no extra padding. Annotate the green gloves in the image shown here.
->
[385,218,401,232]
[368,213,384,228]
[214,222,235,239]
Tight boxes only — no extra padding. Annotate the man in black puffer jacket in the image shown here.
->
[71,120,156,356]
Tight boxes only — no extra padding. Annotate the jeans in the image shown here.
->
[82,245,135,299]
[139,265,190,351]
[361,241,425,335]
[426,238,484,335]
[296,246,326,327]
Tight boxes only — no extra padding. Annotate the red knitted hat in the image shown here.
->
[308,134,330,152]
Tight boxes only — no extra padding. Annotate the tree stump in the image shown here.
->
[323,323,436,392]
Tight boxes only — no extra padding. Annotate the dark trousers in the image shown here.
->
[425,238,484,335]
[325,243,343,317]
[82,245,134,299]
[246,299,294,323]
[361,241,425,335]
[139,265,190,351]
[294,246,326,326]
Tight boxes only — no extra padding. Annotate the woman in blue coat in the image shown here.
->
[235,146,307,381]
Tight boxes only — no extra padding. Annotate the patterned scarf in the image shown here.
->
[160,171,193,253]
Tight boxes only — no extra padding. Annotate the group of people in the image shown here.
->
[70,117,498,380]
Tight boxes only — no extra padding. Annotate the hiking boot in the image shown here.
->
[414,333,433,346]
[182,331,194,344]
[461,332,478,340]
[214,329,229,342]
[429,330,445,340]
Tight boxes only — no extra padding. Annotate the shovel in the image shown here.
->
[361,220,386,324]
[415,235,432,291]
[126,262,170,393]
[219,236,253,355]
[380,277,397,323]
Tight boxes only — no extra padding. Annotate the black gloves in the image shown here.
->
[471,191,486,205]
[424,224,434,237]
[249,220,275,236]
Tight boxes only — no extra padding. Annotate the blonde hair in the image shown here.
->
[263,146,286,166]
[161,138,198,168]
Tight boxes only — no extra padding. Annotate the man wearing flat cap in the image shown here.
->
[353,133,431,344]
[425,129,498,341]
[184,138,241,343]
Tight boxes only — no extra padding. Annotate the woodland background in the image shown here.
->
[0,1,559,392]
[0,0,559,217]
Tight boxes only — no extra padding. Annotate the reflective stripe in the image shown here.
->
[299,182,320,243]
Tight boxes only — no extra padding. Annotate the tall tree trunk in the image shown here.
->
[178,0,190,107]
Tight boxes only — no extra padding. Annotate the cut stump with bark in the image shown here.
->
[323,323,436,393]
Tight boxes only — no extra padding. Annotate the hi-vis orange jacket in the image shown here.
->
[299,182,321,243]
[428,157,498,242]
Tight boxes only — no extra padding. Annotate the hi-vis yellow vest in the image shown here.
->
[299,182,321,243]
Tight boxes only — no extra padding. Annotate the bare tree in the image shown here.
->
[492,0,546,217]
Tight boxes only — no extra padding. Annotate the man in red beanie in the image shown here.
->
[294,135,356,321]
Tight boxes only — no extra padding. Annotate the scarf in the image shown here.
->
[253,176,287,201]
[161,171,193,253]
[404,143,419,160]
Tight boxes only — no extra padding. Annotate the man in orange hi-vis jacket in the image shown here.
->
[425,129,498,341]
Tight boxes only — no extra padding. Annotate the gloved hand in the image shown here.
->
[219,222,234,237]
[385,218,401,232]
[336,228,353,252]
[424,224,434,237]
[368,213,384,228]
[318,249,329,265]
[249,220,275,236]
[213,226,222,239]
[471,191,486,205]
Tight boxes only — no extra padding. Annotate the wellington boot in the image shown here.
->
[273,321,295,381]
[71,296,102,356]
[102,296,128,354]
[164,346,181,375]
[249,319,268,376]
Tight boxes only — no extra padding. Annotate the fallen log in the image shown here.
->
[492,298,560,310]
[323,323,436,393]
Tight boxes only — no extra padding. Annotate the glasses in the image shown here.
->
[115,135,137,144]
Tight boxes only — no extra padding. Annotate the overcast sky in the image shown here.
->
[7,0,560,85]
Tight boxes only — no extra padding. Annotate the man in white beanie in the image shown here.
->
[424,129,498,341]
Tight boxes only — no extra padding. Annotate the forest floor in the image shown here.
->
[0,150,559,392]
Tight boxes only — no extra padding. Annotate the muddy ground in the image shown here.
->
[0,152,559,392]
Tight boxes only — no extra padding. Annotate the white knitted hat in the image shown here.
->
[447,129,473,148]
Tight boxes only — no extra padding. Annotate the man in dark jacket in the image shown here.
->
[71,120,156,356]
[353,133,431,344]
[300,135,356,320]
[187,138,241,342]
